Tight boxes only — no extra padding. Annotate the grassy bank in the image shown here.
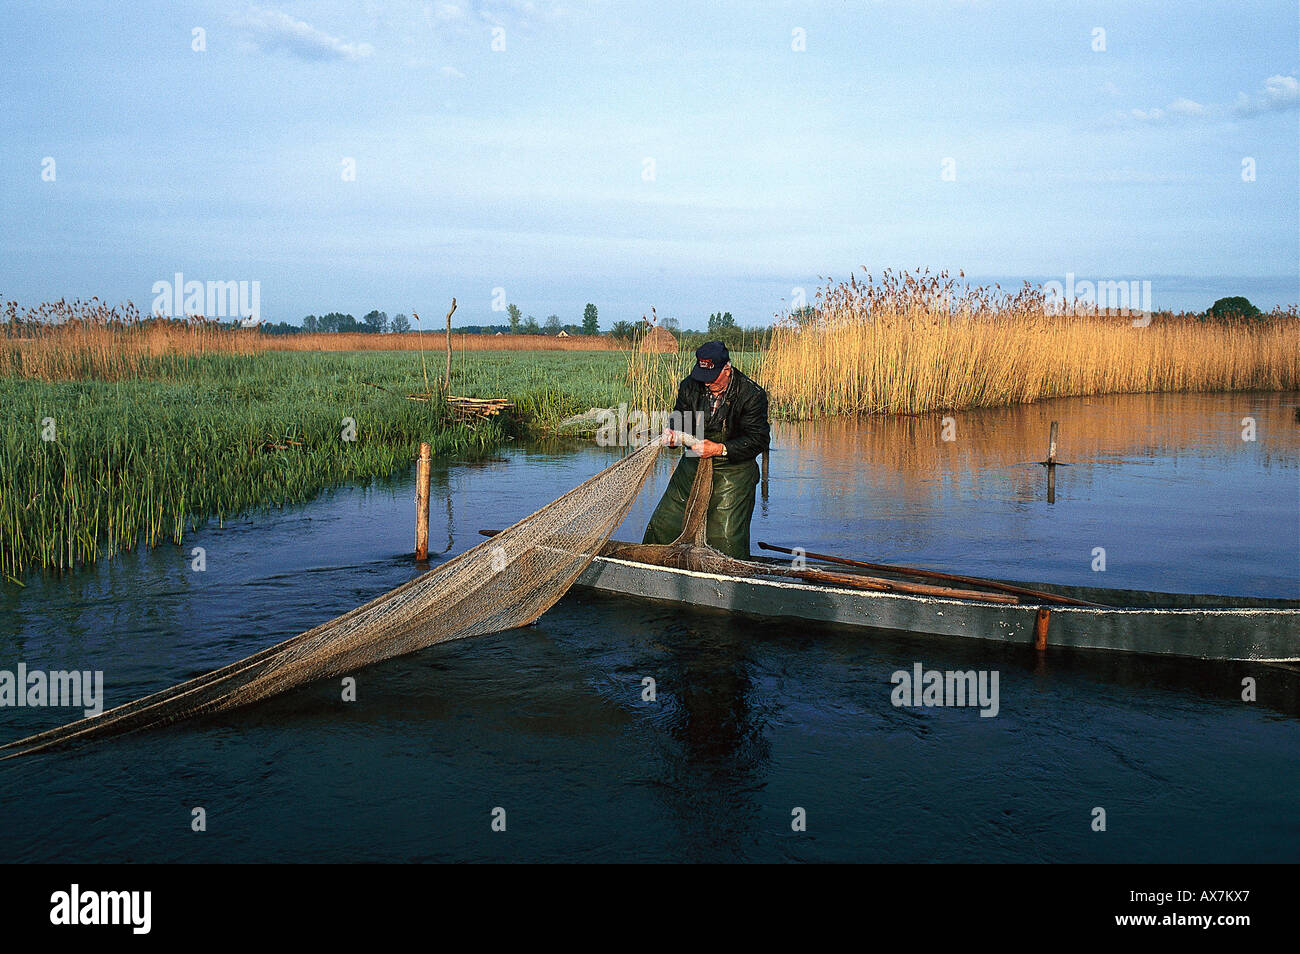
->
[0,352,505,579]
[0,340,702,576]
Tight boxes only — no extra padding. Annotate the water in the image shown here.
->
[1,391,1297,862]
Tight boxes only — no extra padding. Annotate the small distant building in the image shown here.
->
[494,331,504,336]
[556,330,570,338]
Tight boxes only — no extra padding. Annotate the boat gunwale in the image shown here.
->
[586,554,1300,616]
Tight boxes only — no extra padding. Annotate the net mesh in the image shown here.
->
[2,441,664,759]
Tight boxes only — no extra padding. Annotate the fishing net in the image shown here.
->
[1,440,665,759]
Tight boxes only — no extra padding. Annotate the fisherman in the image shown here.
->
[643,340,770,559]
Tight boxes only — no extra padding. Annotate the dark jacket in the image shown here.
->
[672,368,770,465]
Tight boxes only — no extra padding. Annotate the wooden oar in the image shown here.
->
[757,542,1103,608]
[763,565,1021,604]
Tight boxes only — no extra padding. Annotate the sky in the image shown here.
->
[1,0,1297,327]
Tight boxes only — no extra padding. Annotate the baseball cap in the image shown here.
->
[690,340,730,383]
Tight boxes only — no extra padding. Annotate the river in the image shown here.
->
[1,391,1296,862]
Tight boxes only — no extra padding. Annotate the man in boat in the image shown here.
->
[643,340,770,559]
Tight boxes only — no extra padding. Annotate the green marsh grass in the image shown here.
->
[1,351,504,578]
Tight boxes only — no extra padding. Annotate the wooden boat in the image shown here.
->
[573,544,1300,662]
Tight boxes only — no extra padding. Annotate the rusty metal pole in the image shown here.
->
[415,441,431,560]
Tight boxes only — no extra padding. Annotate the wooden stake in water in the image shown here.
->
[1034,607,1051,652]
[415,441,432,560]
[1045,420,1059,503]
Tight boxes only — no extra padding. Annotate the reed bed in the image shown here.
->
[761,270,1299,417]
[3,299,259,382]
[1,299,620,386]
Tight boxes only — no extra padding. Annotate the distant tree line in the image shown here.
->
[254,302,773,342]
[273,303,607,336]
[296,311,410,334]
[258,304,772,348]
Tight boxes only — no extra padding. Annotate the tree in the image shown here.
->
[663,315,680,333]
[544,314,562,334]
[610,320,637,340]
[522,314,540,334]
[708,311,736,332]
[361,310,389,333]
[507,303,522,334]
[1206,296,1262,321]
[582,303,599,335]
[320,312,357,332]
[390,313,411,333]
[302,314,319,332]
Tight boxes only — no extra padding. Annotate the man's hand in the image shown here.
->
[692,439,726,459]
[661,429,679,448]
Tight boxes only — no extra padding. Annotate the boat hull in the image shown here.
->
[573,555,1300,662]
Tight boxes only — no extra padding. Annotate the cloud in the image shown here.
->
[428,0,572,29]
[1167,97,1207,117]
[1232,74,1300,117]
[428,2,465,22]
[441,65,465,78]
[232,6,375,62]
[1122,75,1297,125]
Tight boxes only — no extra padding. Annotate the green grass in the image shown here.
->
[0,348,767,578]
[0,352,503,578]
[451,350,635,426]
[448,348,756,429]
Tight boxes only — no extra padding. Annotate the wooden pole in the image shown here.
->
[1034,607,1051,651]
[443,298,457,392]
[755,542,1104,607]
[415,441,431,560]
[1045,421,1059,503]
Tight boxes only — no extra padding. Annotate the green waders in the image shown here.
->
[642,455,760,559]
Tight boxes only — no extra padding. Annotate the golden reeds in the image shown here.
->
[760,270,1299,417]
[1,298,621,384]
